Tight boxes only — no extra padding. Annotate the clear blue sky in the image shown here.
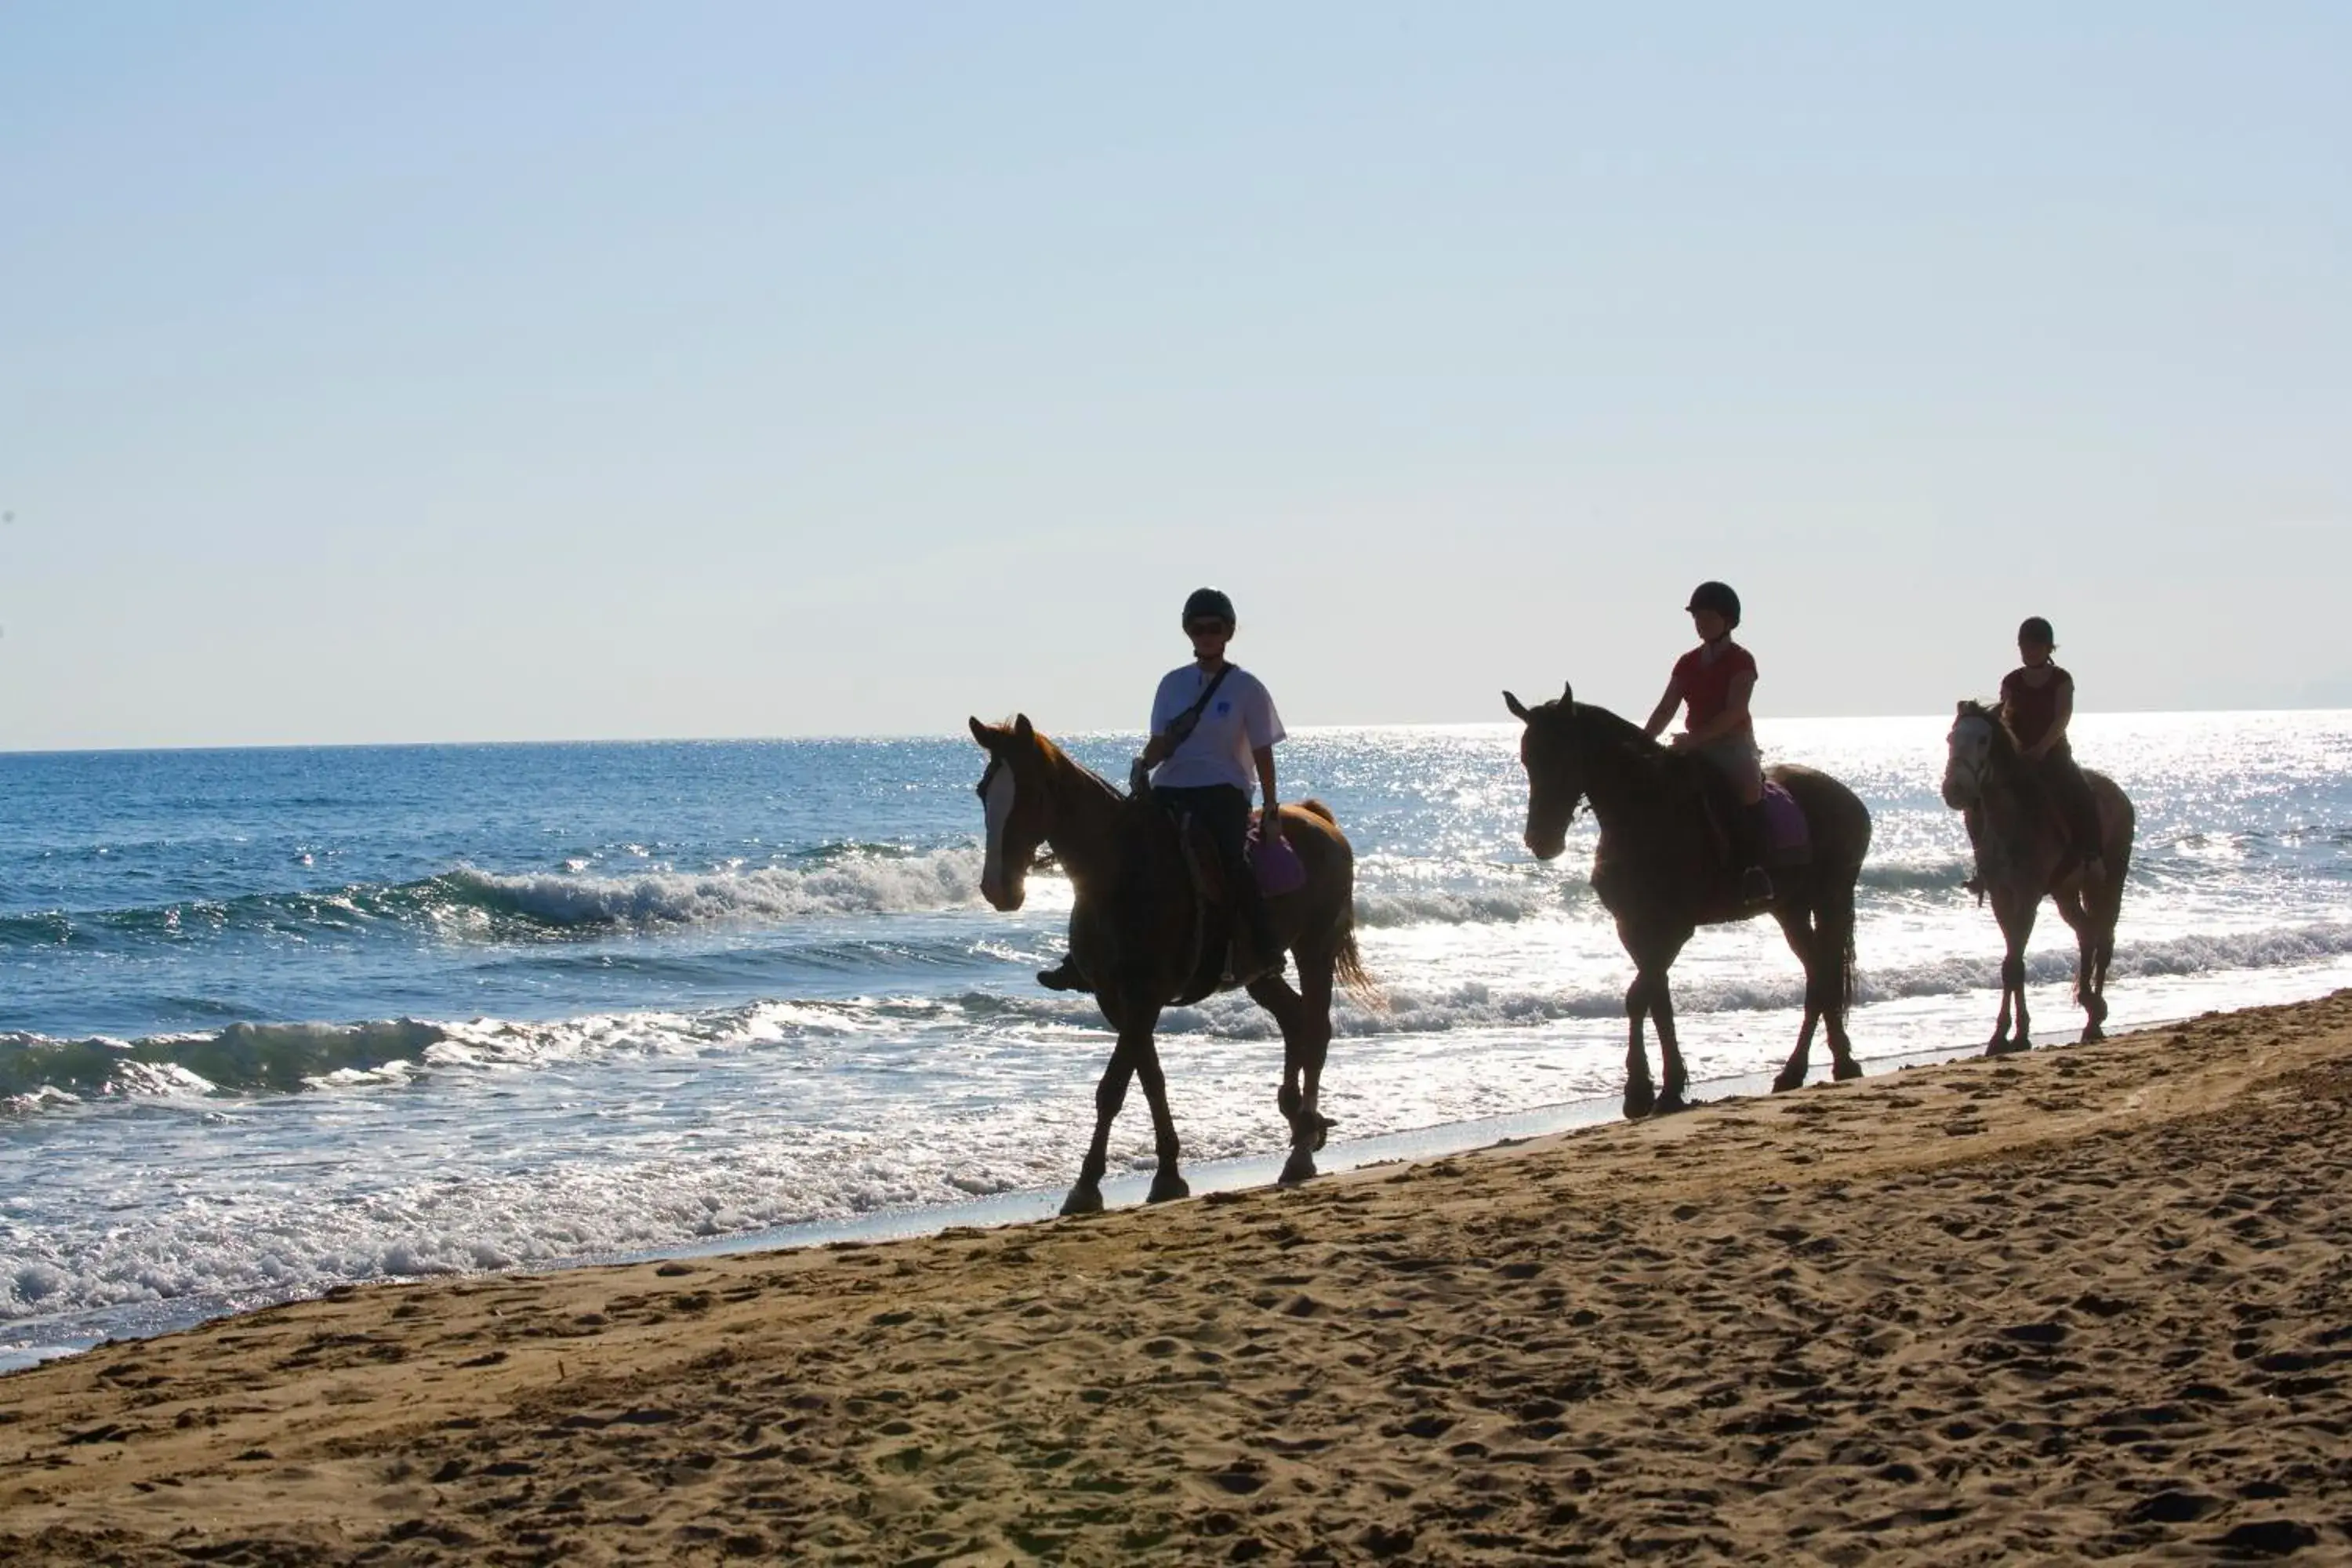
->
[3,3,2345,748]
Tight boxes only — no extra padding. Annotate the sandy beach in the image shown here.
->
[6,993,2350,1565]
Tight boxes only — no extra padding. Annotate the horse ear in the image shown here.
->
[1503,691,1531,722]
[1560,681,1574,706]
[967,716,996,748]
[1955,700,1969,717]
[1013,713,1035,743]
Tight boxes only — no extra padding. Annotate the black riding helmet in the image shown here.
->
[1685,580,1742,629]
[1182,586,1236,627]
[2017,615,2056,646]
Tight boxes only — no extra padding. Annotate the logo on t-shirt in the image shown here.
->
[1215,700,1232,715]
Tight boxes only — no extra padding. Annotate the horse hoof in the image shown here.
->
[1624,1084,1656,1120]
[1771,1069,1806,1094]
[2080,1025,2105,1044]
[1059,1184,1105,1216]
[1986,1036,2031,1058]
[1278,1150,1318,1188]
[1831,1058,1864,1082]
[1650,1092,1695,1117]
[1145,1173,1190,1204]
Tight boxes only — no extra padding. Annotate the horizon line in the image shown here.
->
[3,705,2348,760]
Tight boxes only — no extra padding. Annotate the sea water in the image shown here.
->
[5,713,2350,1367]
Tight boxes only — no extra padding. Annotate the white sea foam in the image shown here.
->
[9,920,2351,1115]
[443,847,992,926]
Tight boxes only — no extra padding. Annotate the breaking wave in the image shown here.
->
[0,846,991,949]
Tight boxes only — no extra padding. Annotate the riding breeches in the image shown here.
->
[2040,744,2104,858]
[1151,783,1272,947]
[1690,739,1764,805]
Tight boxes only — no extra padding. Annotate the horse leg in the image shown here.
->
[1984,897,2034,1054]
[2054,887,2103,1043]
[1820,877,1864,1081]
[1065,1033,1138,1215]
[1250,960,1334,1187]
[1120,1014,1190,1203]
[1650,971,1693,1115]
[1621,971,1656,1120]
[1771,906,1820,1092]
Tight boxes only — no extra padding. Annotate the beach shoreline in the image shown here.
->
[0,1029,2054,1377]
[6,989,2350,1563]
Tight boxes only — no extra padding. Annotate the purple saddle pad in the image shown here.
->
[1247,822,1307,896]
[1761,781,1809,858]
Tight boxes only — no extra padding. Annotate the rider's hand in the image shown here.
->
[1667,731,1693,752]
[1260,807,1284,844]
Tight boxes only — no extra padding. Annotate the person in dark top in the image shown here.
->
[1997,616,2105,879]
[1642,580,1773,905]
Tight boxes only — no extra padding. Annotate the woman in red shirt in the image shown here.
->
[1998,616,2104,880]
[1643,581,1773,905]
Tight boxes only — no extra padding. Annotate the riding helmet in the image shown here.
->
[1182,587,1237,627]
[1685,580,1742,629]
[2017,615,2056,647]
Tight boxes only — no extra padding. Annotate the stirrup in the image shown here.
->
[1740,866,1775,906]
[1036,956,1087,993]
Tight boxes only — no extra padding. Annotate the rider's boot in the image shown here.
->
[1739,802,1776,906]
[1036,953,1087,992]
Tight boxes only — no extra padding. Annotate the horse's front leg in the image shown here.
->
[1650,972,1693,1114]
[1065,1032,1138,1215]
[1984,898,2034,1054]
[1621,971,1656,1120]
[1123,1012,1189,1203]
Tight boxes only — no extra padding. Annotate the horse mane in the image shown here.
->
[1957,698,2026,768]
[1523,695,1657,753]
[1015,724,1127,805]
[1955,697,2045,802]
[1570,700,1659,755]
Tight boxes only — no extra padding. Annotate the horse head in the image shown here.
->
[1943,700,2002,810]
[1504,681,1582,860]
[967,714,1052,910]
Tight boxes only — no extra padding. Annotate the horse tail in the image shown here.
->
[1330,922,1385,1012]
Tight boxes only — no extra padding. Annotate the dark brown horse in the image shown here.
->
[968,716,1374,1214]
[1941,700,2136,1050]
[1504,684,1874,1116]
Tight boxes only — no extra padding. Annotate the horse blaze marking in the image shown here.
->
[982,765,1016,895]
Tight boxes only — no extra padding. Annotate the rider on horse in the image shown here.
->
[1037,587,1287,990]
[1992,616,2105,881]
[1642,580,1775,906]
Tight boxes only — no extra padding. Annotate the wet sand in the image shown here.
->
[6,991,2351,1565]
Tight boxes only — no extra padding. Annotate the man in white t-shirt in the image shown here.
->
[1037,586,1287,991]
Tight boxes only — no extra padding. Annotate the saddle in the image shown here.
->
[1161,804,1292,1006]
[1675,758,1810,877]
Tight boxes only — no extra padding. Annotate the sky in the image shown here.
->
[2,2,2346,749]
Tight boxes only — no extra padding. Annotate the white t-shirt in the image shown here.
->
[1149,663,1285,794]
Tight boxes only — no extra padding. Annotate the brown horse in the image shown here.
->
[1941,700,2135,1050]
[1504,684,1874,1116]
[967,716,1374,1215]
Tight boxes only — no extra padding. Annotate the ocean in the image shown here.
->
[5,712,2350,1369]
